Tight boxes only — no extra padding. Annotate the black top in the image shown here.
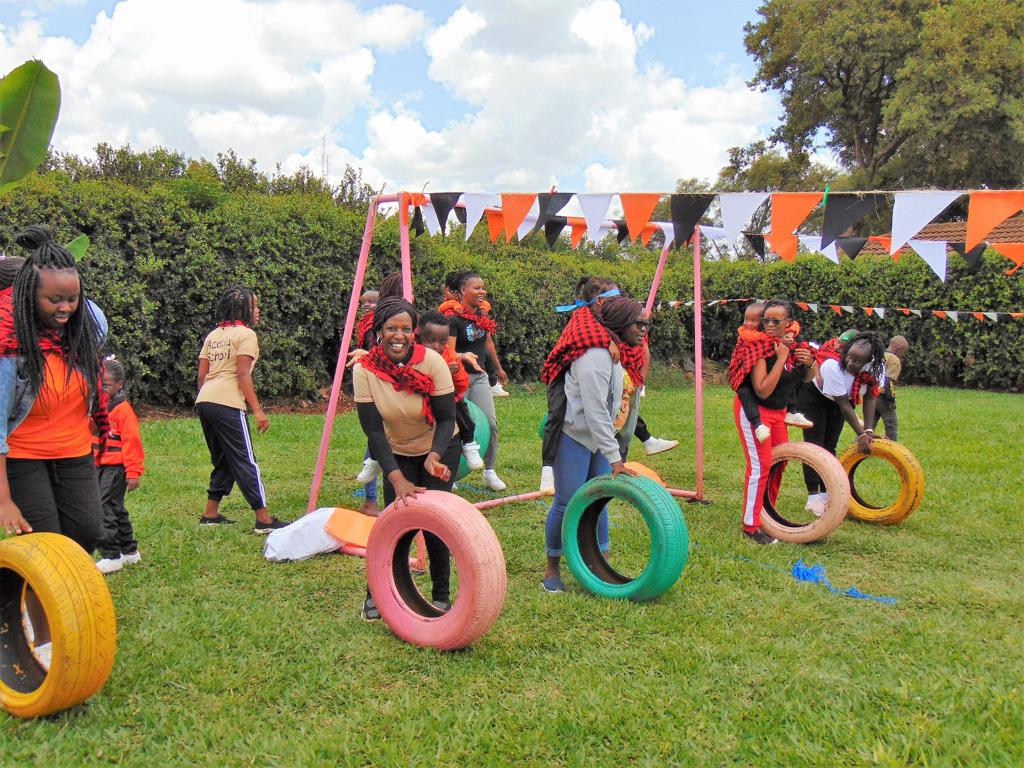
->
[449,314,489,360]
[745,354,807,410]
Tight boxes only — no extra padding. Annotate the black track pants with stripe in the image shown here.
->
[196,402,268,510]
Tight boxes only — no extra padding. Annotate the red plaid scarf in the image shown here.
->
[541,306,645,386]
[355,310,374,349]
[0,287,110,438]
[358,343,436,423]
[727,326,812,391]
[815,338,879,405]
[442,304,497,335]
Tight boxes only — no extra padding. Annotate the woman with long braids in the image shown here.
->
[353,296,461,619]
[196,286,285,532]
[732,299,817,545]
[442,271,507,491]
[0,225,107,550]
[797,331,885,516]
[540,295,646,593]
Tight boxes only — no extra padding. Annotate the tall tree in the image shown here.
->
[745,0,1024,187]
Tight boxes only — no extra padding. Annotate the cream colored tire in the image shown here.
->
[759,442,850,543]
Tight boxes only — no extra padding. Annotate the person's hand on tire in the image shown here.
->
[388,471,424,505]
[0,498,32,536]
[611,461,638,478]
[856,430,875,453]
[424,452,451,482]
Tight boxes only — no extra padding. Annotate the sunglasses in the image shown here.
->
[633,320,650,330]
[761,317,788,326]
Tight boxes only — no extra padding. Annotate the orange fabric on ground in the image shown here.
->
[8,354,93,459]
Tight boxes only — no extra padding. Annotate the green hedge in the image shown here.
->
[1,173,1022,403]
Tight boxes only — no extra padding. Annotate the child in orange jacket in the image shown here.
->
[94,356,145,574]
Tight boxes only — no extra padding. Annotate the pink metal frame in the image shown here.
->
[305,193,706,513]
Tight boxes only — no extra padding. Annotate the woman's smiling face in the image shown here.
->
[380,311,415,362]
[460,277,487,308]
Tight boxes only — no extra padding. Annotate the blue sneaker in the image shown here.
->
[541,575,565,593]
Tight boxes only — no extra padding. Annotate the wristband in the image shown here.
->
[862,428,873,435]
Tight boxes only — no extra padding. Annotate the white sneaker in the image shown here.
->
[490,383,510,397]
[355,457,381,484]
[785,412,814,428]
[539,465,555,495]
[121,551,142,566]
[96,556,124,574]
[643,436,678,456]
[482,469,507,492]
[755,424,771,443]
[639,386,647,398]
[462,441,484,470]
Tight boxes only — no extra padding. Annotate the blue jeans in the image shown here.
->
[363,446,377,503]
[545,433,610,556]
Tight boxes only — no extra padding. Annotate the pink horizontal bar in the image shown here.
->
[474,490,552,510]
[668,488,698,499]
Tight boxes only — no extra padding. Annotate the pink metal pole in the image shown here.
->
[692,227,705,500]
[473,490,552,510]
[305,195,394,512]
[668,488,699,500]
[398,192,414,301]
[645,242,671,313]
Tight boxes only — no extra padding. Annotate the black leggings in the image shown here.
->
[7,454,102,553]
[796,385,846,494]
[455,399,475,444]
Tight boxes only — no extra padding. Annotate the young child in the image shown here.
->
[872,335,908,441]
[196,286,285,533]
[94,356,145,574]
[783,320,814,429]
[353,287,381,514]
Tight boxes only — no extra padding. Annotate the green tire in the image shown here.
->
[454,400,492,482]
[561,475,688,602]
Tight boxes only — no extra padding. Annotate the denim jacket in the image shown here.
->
[0,355,34,455]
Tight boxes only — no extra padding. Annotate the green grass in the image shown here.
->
[2,380,1022,766]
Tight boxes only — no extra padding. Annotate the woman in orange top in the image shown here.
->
[0,225,107,552]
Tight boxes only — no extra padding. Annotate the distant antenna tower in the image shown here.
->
[320,136,327,180]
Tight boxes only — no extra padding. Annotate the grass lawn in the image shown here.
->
[2,377,1021,766]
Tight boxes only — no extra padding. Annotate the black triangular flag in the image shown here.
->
[744,233,766,258]
[615,220,630,244]
[821,193,888,248]
[533,192,574,235]
[454,206,467,225]
[429,192,462,235]
[544,216,568,248]
[670,194,715,249]
[950,241,987,270]
[837,237,869,259]
[410,206,425,237]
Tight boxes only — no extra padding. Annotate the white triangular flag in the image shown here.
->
[578,193,614,244]
[841,305,854,313]
[808,303,819,313]
[947,311,959,322]
[719,192,769,245]
[910,309,922,318]
[423,204,442,236]
[658,222,674,247]
[462,193,497,240]
[517,200,540,241]
[874,307,886,319]
[698,225,726,240]
[908,239,948,282]
[708,300,721,306]
[985,312,999,322]
[890,191,963,253]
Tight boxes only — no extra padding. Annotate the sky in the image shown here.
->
[0,0,780,194]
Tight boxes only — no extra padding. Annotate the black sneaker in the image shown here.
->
[253,517,287,534]
[200,514,236,526]
[430,599,452,613]
[361,596,381,621]
[743,528,779,545]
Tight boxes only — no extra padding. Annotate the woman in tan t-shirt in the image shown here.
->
[352,296,460,621]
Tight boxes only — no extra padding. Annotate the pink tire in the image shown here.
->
[366,490,507,650]
[758,441,851,543]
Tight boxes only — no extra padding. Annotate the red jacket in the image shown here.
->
[94,397,145,479]
[441,346,469,400]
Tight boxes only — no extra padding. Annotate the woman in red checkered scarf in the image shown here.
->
[733,300,817,545]
[795,331,886,515]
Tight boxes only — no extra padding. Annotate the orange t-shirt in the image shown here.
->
[8,354,93,459]
[441,346,469,399]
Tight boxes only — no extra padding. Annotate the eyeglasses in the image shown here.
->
[633,320,650,330]
[761,317,787,326]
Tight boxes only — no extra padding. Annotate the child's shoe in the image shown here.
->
[755,424,771,443]
[482,469,507,492]
[462,441,485,470]
[539,465,555,495]
[785,411,814,428]
[355,457,382,483]
[96,556,124,575]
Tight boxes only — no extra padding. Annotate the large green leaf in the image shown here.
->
[65,234,90,260]
[0,60,60,194]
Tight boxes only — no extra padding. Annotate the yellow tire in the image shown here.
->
[0,533,117,718]
[838,438,925,525]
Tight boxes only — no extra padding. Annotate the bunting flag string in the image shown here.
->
[650,296,1024,322]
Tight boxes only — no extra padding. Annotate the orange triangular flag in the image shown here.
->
[485,209,504,243]
[989,242,1024,275]
[830,305,843,315]
[863,307,875,316]
[933,310,947,320]
[973,312,986,321]
[324,507,377,547]
[1010,312,1024,318]
[500,193,537,241]
[900,308,911,315]
[620,193,663,242]
[570,223,586,249]
[767,192,822,262]
[796,302,810,311]
[407,192,428,208]
[640,222,659,247]
[966,190,1024,250]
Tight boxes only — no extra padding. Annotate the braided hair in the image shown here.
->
[372,296,417,335]
[13,225,101,399]
[457,271,483,293]
[216,286,255,325]
[443,271,464,295]
[0,255,26,290]
[103,354,126,385]
[845,331,886,377]
[378,272,404,299]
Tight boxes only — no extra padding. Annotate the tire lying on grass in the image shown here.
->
[759,442,850,544]
[366,490,506,650]
[838,438,924,525]
[0,533,117,719]
[562,475,688,601]
[454,400,492,482]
